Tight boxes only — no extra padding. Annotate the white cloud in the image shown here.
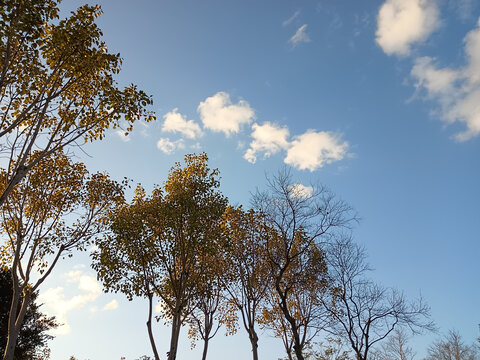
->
[284,130,348,171]
[411,18,480,140]
[289,184,314,199]
[289,24,311,47]
[283,10,301,26]
[156,137,185,154]
[244,122,290,163]
[162,108,203,139]
[103,299,119,311]
[376,0,440,56]
[115,130,130,142]
[39,270,102,335]
[198,92,255,136]
[411,57,459,94]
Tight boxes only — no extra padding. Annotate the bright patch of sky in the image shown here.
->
[40,0,480,359]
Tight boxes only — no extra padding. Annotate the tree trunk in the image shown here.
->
[201,338,209,360]
[248,328,259,360]
[3,287,31,360]
[146,294,161,360]
[167,311,182,360]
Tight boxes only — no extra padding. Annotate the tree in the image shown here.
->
[373,328,415,360]
[0,268,57,360]
[260,237,332,360]
[312,337,351,360]
[221,206,272,360]
[93,153,228,360]
[0,150,125,360]
[425,330,479,360]
[252,169,356,360]
[323,236,435,360]
[0,0,154,207]
[185,255,236,360]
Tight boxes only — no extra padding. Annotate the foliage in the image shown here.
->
[252,169,356,360]
[93,153,228,360]
[221,205,272,360]
[0,0,154,207]
[0,150,124,360]
[0,268,57,360]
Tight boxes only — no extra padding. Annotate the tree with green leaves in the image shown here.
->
[0,268,57,360]
[0,0,154,207]
[93,153,228,360]
[0,150,125,360]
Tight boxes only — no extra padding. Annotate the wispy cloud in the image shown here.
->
[289,24,311,47]
[376,0,440,56]
[283,10,301,26]
[162,108,203,139]
[115,130,131,142]
[244,122,290,163]
[411,18,480,140]
[198,92,255,136]
[103,300,119,311]
[156,137,185,154]
[39,270,102,335]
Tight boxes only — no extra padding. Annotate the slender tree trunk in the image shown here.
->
[167,311,182,360]
[248,328,259,360]
[286,348,293,360]
[146,294,161,360]
[3,288,31,360]
[201,338,209,360]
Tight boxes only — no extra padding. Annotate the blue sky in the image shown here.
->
[36,0,480,359]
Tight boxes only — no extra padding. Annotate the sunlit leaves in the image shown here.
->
[0,0,155,207]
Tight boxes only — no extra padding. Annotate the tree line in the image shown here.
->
[0,1,477,360]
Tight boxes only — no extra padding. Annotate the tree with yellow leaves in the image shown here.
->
[221,206,272,360]
[93,153,228,360]
[0,0,154,207]
[0,150,125,360]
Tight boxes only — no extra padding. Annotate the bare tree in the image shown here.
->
[373,328,415,360]
[425,330,479,360]
[323,236,435,360]
[252,169,356,360]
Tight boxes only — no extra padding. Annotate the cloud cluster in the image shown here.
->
[411,18,480,140]
[376,0,480,140]
[244,124,348,172]
[157,92,348,171]
[39,270,102,335]
[376,0,440,55]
